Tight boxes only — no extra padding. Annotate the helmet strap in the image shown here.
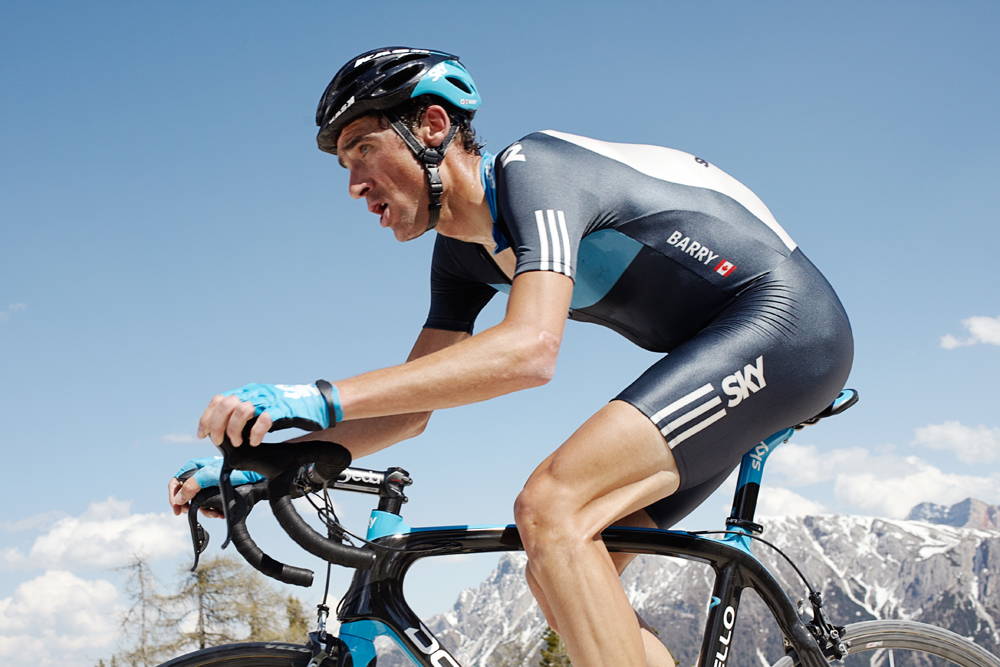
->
[385,112,459,231]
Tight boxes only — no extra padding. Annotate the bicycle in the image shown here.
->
[161,389,1000,666]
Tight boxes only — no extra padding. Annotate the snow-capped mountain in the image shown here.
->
[907,497,1000,531]
[384,499,1000,666]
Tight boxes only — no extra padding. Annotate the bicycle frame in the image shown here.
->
[329,522,824,667]
[323,391,865,667]
[332,456,831,667]
[206,390,851,667]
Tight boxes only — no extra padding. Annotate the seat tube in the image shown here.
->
[729,428,794,524]
[698,564,744,667]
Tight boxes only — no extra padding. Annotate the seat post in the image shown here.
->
[726,427,795,534]
[726,389,858,534]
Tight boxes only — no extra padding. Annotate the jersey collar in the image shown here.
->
[480,150,510,254]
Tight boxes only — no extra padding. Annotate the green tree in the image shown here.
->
[539,626,572,666]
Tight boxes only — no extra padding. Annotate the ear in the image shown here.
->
[419,105,452,148]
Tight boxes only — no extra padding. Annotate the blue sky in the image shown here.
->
[2,2,998,664]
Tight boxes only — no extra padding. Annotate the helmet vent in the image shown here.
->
[446,76,472,94]
[378,64,423,94]
[338,61,376,88]
[378,53,425,72]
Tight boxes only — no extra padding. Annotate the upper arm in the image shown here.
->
[503,270,574,348]
[424,235,498,334]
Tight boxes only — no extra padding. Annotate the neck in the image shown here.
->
[433,150,495,247]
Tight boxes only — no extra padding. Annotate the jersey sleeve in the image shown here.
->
[424,235,497,333]
[494,133,599,280]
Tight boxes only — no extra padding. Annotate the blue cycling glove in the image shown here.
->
[223,380,343,431]
[174,456,264,489]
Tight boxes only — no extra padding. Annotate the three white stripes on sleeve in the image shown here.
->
[533,209,572,276]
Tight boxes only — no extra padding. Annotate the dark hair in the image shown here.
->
[383,94,484,156]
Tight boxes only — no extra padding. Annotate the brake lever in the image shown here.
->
[187,493,212,571]
[217,421,257,549]
[218,460,236,548]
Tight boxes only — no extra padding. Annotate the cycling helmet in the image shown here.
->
[315,47,482,230]
[316,47,480,153]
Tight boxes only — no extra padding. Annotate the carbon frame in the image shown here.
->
[332,523,827,667]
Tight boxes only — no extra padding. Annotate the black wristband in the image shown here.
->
[315,379,339,427]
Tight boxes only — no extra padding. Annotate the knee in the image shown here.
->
[513,474,580,547]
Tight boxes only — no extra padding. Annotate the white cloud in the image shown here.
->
[833,456,1000,519]
[1,497,187,571]
[756,486,828,517]
[163,433,201,443]
[765,442,872,487]
[0,570,121,667]
[913,421,1000,464]
[759,439,1000,519]
[940,315,1000,348]
[0,303,26,322]
[757,485,829,516]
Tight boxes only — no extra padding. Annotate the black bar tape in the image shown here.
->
[229,517,314,587]
[268,471,376,570]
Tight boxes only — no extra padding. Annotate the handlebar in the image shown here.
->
[185,433,385,587]
[269,469,377,570]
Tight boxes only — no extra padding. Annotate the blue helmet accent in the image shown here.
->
[411,60,481,113]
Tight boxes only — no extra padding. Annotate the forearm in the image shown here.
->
[288,412,428,459]
[337,320,558,421]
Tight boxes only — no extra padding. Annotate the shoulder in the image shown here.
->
[496,130,581,169]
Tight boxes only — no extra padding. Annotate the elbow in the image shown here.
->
[407,412,432,439]
[516,329,560,388]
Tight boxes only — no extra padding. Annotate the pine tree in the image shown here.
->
[282,595,311,641]
[158,554,296,651]
[100,554,307,664]
[539,627,572,666]
[115,555,173,666]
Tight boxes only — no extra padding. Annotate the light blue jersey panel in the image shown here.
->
[491,228,642,309]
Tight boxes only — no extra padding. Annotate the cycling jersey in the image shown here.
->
[424,130,853,527]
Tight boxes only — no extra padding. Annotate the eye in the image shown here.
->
[358,144,371,156]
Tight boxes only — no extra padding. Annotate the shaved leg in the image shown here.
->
[526,508,676,667]
[514,400,682,667]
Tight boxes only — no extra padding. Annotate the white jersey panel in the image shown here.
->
[540,129,797,252]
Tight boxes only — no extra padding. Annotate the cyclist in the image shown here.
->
[168,47,853,667]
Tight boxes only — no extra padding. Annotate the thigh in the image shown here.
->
[520,400,682,538]
[643,466,734,529]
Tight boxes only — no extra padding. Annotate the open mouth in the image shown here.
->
[369,200,390,226]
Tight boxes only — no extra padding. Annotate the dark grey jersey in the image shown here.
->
[423,130,853,522]
[425,130,799,352]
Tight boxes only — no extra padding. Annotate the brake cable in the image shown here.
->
[689,529,847,657]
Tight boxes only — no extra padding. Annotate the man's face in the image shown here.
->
[336,115,429,242]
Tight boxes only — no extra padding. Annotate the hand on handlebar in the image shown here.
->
[197,381,342,448]
[169,456,264,517]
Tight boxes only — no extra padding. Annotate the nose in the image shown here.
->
[348,169,371,200]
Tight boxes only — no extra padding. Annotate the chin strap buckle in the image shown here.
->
[385,112,459,230]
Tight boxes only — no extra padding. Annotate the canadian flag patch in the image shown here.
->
[714,259,737,277]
